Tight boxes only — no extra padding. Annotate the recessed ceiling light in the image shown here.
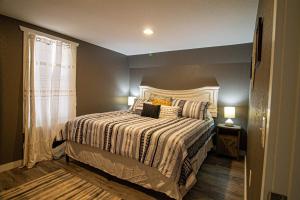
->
[143,28,154,36]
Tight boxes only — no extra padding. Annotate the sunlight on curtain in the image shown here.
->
[22,29,77,168]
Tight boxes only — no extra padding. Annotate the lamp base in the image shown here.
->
[225,118,234,127]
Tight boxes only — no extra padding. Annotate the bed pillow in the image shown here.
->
[159,105,179,119]
[171,99,186,117]
[172,99,209,120]
[131,98,149,115]
[141,103,161,119]
[150,94,172,106]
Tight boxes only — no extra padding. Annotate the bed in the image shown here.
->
[63,86,219,200]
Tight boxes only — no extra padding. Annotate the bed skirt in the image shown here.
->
[65,137,213,200]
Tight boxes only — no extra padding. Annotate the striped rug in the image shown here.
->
[0,169,122,200]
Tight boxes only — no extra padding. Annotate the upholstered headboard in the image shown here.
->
[139,86,219,117]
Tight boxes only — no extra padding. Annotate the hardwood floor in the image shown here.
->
[0,152,244,200]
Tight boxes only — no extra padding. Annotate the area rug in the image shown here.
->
[0,169,122,200]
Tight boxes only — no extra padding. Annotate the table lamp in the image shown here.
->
[224,106,235,126]
[128,96,136,106]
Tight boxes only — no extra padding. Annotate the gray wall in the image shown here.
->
[0,15,129,165]
[76,41,129,115]
[128,43,252,130]
[129,43,252,68]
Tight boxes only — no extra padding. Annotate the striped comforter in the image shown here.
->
[62,111,214,184]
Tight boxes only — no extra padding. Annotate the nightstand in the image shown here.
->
[216,123,241,160]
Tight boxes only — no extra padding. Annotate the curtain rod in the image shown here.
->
[20,26,79,47]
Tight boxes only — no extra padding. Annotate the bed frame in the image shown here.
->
[65,86,219,200]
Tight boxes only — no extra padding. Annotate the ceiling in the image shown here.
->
[0,0,258,55]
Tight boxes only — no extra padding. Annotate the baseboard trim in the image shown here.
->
[0,160,23,173]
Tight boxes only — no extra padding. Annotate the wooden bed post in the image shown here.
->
[65,154,70,163]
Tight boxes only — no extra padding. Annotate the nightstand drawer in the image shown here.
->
[216,124,241,160]
[217,134,239,158]
[217,128,239,136]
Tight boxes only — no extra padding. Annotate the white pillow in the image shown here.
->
[131,98,150,115]
[159,105,179,119]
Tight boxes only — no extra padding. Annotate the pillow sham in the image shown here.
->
[172,99,209,120]
[150,94,172,106]
[159,105,179,119]
[131,98,149,115]
[171,99,186,117]
[141,103,161,119]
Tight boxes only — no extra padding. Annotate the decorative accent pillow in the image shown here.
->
[150,94,172,106]
[131,98,150,115]
[159,105,179,119]
[141,103,161,119]
[172,99,209,120]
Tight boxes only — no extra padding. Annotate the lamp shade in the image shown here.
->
[128,96,136,106]
[224,107,235,118]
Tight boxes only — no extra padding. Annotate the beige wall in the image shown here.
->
[0,15,129,165]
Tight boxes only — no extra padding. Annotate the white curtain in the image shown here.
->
[22,29,77,168]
